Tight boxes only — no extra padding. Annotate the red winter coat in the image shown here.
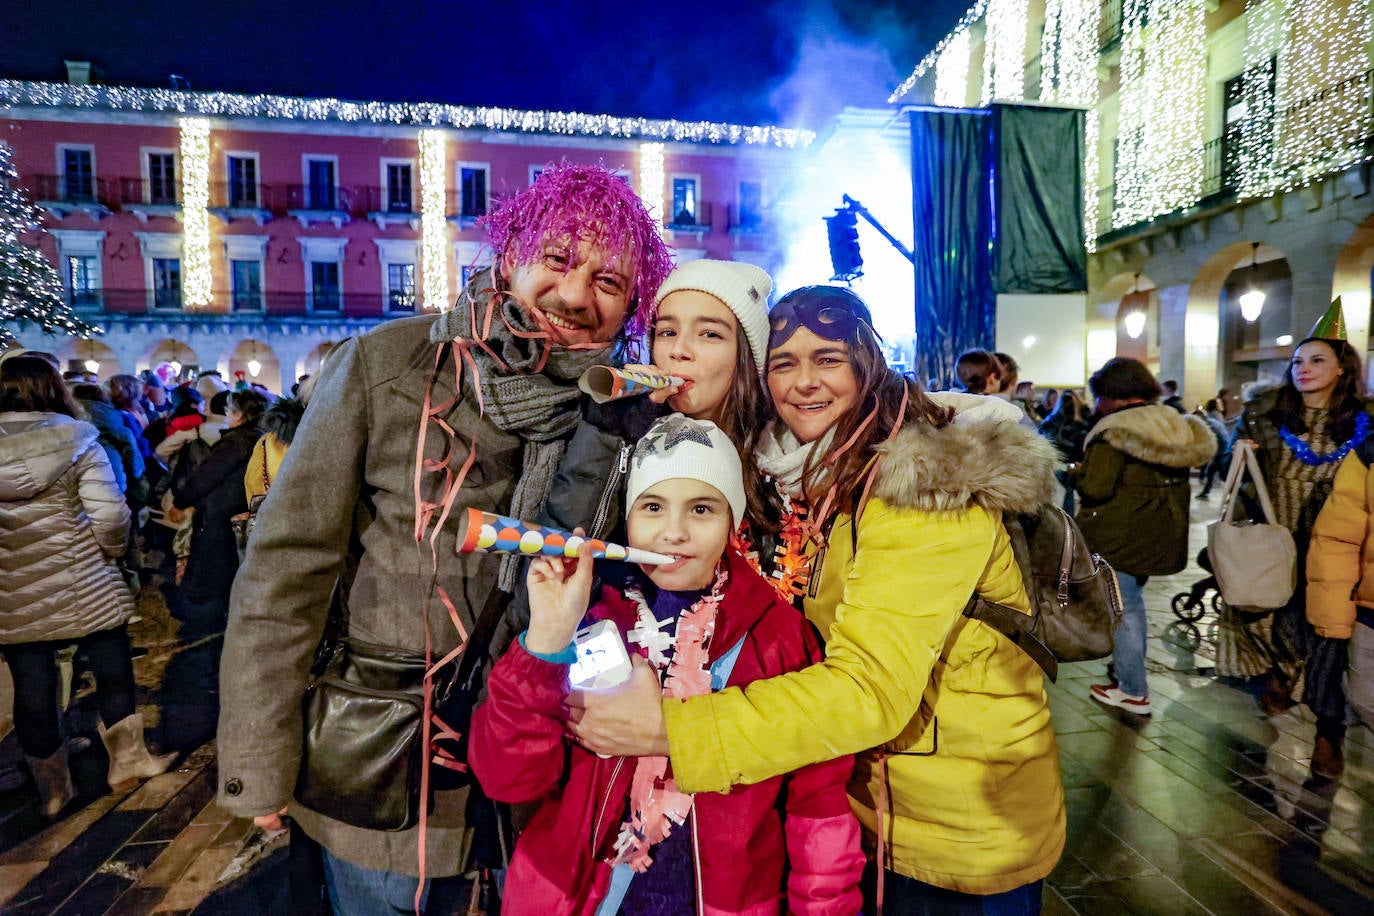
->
[470,548,864,916]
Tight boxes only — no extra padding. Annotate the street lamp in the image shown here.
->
[1239,242,1266,322]
[247,341,262,378]
[1123,274,1147,339]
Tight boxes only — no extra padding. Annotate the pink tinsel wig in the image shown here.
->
[482,162,673,337]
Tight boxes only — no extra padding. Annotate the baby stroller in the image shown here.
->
[1172,547,1224,623]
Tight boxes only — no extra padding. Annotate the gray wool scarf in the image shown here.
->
[430,269,615,589]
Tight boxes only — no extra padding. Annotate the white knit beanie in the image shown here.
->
[625,414,746,525]
[654,259,772,375]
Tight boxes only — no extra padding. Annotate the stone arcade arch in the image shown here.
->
[1090,272,1159,377]
[55,337,118,380]
[1184,241,1296,406]
[226,339,281,391]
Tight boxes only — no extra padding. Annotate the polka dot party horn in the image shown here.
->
[457,508,674,565]
[577,366,684,404]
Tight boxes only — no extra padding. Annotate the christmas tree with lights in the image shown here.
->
[0,141,101,347]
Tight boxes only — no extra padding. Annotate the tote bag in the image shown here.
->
[1207,440,1297,612]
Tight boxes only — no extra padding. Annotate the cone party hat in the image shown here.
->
[1308,298,1348,341]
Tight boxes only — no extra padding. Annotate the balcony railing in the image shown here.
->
[68,288,410,316]
[285,184,353,213]
[357,185,416,215]
[209,181,279,211]
[665,201,714,232]
[119,177,179,206]
[30,174,113,206]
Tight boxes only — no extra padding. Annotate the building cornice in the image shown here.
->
[0,80,815,149]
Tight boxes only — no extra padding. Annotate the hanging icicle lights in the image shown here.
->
[890,1,991,103]
[1274,0,1372,184]
[638,143,665,231]
[982,0,1029,104]
[178,117,212,308]
[418,129,449,311]
[1039,0,1101,250]
[1113,0,1205,228]
[1238,0,1281,199]
[934,30,973,107]
[0,80,813,149]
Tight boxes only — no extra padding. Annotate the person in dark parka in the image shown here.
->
[170,390,266,629]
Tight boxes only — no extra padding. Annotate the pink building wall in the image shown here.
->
[6,114,786,321]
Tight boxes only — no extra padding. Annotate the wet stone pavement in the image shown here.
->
[0,484,1371,914]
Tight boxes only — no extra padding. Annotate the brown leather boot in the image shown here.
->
[1311,736,1345,780]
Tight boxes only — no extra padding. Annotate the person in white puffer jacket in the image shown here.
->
[0,352,175,818]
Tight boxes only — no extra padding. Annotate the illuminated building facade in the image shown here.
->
[895,0,1374,403]
[1,72,808,392]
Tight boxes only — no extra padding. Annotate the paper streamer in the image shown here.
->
[578,366,684,404]
[457,508,675,565]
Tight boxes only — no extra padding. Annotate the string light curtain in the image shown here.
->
[981,0,1029,104]
[1113,0,1206,228]
[1274,0,1372,185]
[1039,0,1101,250]
[179,118,213,308]
[637,143,665,231]
[934,30,973,107]
[419,130,449,311]
[1238,0,1282,198]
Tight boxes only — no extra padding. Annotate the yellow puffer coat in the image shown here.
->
[1307,448,1374,638]
[664,414,1067,894]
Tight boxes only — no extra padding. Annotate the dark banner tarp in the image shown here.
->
[992,104,1087,294]
[909,108,995,388]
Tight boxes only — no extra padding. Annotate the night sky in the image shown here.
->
[1,0,963,128]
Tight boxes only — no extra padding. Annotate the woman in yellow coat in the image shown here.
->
[1305,436,1374,765]
[570,286,1066,910]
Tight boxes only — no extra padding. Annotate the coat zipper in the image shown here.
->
[590,443,631,538]
[591,756,626,859]
[690,808,705,914]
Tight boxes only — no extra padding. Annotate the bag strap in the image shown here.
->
[1239,441,1279,525]
[1357,433,1374,467]
[1215,440,1249,525]
[259,438,272,491]
[962,594,1058,682]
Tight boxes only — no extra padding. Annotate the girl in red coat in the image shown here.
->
[471,414,863,916]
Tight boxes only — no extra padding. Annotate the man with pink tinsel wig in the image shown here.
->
[217,163,672,914]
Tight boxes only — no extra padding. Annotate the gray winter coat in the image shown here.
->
[217,314,536,877]
[0,412,134,644]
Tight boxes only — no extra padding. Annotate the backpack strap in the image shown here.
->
[962,595,1059,682]
[1356,431,1374,468]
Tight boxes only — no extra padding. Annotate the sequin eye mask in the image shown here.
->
[768,300,867,349]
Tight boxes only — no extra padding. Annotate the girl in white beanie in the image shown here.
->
[471,414,863,914]
[534,259,775,549]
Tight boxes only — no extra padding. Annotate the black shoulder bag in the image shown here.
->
[294,585,511,831]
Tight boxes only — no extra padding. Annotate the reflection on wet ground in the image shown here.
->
[0,489,1369,913]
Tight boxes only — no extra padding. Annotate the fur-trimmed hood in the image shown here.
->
[1084,403,1215,469]
[871,412,1060,515]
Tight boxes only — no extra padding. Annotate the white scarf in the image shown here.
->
[755,422,835,497]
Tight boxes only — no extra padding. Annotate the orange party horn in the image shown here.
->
[456,508,674,565]
[577,366,684,404]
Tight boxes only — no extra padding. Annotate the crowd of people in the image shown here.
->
[1,161,1369,915]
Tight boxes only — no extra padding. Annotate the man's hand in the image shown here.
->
[566,657,670,756]
[524,541,595,655]
[253,806,288,832]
